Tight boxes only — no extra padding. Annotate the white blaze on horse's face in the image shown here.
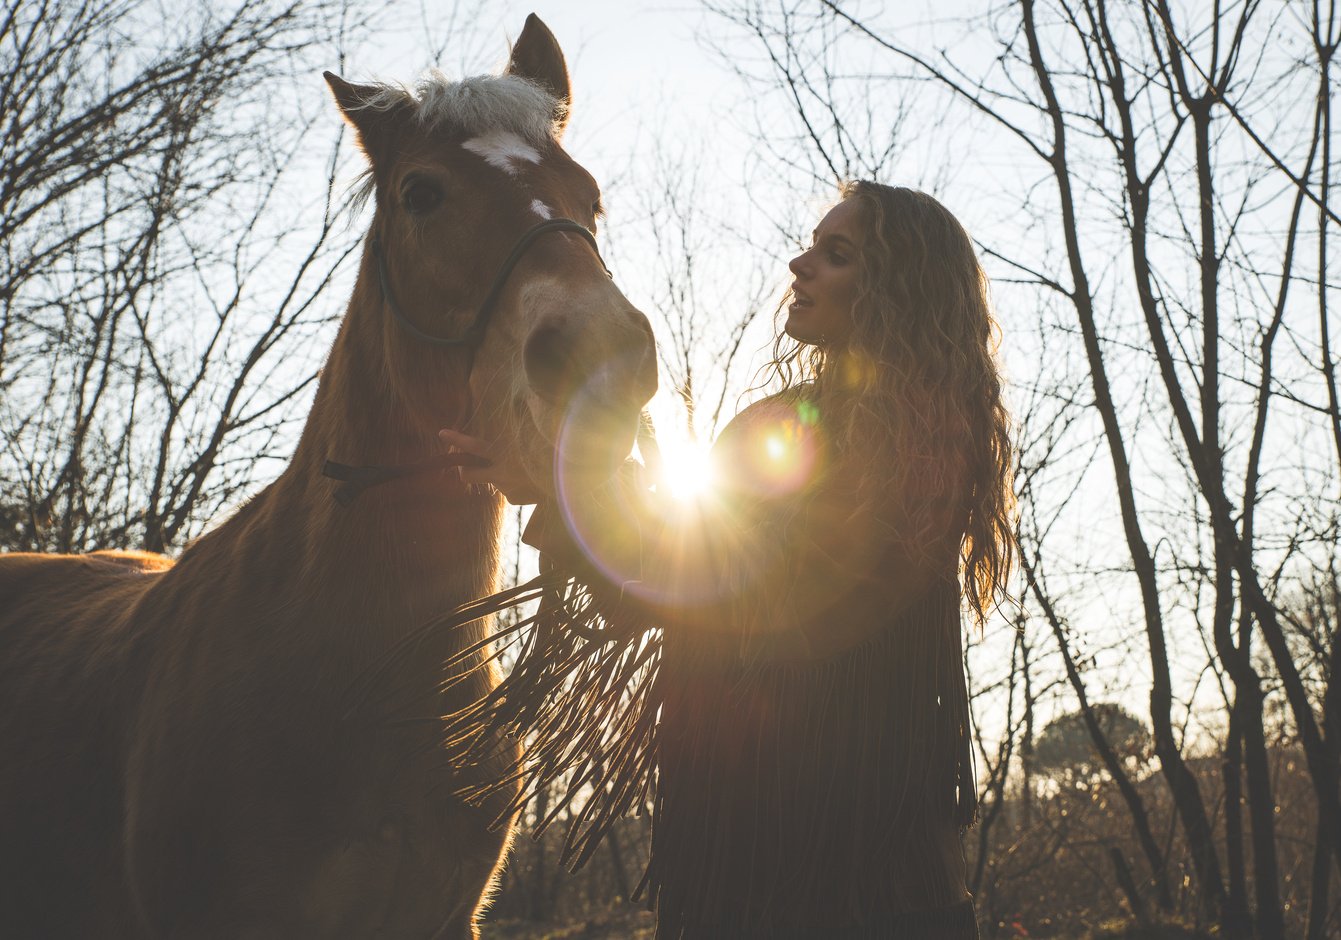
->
[326,16,656,496]
[460,130,542,174]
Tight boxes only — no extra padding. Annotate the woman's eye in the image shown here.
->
[402,180,444,214]
[828,251,848,265]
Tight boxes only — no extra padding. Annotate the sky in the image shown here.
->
[324,1,1120,738]
[353,1,742,181]
[285,0,1336,749]
[3,0,1326,777]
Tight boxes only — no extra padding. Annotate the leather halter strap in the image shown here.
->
[323,217,609,504]
[373,217,608,348]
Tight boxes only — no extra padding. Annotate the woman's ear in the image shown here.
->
[505,14,571,137]
[324,72,407,170]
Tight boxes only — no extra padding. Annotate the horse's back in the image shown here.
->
[0,548,171,610]
[0,549,170,694]
[0,550,170,936]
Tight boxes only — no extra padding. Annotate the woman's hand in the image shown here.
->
[438,429,544,505]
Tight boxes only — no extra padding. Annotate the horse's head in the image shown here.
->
[326,15,656,497]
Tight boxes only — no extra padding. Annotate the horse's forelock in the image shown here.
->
[414,72,563,145]
[352,72,561,146]
[345,72,563,215]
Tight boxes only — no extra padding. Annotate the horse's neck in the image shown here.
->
[184,281,504,667]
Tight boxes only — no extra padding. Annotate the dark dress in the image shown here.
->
[448,390,980,938]
[643,393,978,938]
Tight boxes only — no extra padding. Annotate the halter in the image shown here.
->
[374,217,608,348]
[322,217,610,504]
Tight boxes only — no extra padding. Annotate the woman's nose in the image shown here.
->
[788,251,808,277]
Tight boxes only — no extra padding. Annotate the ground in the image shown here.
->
[484,910,1209,939]
[485,908,656,939]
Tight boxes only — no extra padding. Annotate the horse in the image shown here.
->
[0,15,656,938]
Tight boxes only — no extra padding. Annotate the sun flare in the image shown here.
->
[653,435,715,502]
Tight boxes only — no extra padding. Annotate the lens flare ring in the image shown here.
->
[551,391,826,608]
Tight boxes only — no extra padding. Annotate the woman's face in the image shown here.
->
[786,198,864,347]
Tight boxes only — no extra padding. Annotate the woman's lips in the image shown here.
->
[790,285,813,307]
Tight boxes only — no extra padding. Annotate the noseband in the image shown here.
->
[322,217,610,505]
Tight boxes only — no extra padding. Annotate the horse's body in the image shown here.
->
[0,17,655,938]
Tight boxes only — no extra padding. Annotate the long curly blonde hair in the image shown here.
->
[766,181,1015,623]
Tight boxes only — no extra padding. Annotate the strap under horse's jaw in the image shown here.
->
[324,411,657,519]
[321,452,492,506]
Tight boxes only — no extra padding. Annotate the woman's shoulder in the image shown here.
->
[709,385,825,505]
[715,386,816,446]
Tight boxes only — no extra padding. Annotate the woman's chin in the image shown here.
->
[784,311,823,346]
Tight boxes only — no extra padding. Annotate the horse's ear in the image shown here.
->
[324,72,403,169]
[506,14,570,136]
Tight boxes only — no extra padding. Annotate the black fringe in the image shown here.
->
[442,565,664,872]
[645,579,975,936]
[441,561,977,935]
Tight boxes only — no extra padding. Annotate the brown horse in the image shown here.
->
[0,15,655,938]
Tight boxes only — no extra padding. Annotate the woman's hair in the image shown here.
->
[765,181,1015,623]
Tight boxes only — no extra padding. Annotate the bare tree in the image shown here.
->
[605,133,781,446]
[0,0,379,553]
[705,0,1341,935]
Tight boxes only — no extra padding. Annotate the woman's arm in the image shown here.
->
[686,393,966,660]
[441,410,964,664]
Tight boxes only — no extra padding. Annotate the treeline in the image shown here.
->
[695,2,1341,936]
[5,2,1339,938]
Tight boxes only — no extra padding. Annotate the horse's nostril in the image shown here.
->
[527,316,656,410]
[524,322,581,403]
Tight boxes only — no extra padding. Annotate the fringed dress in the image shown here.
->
[447,391,980,939]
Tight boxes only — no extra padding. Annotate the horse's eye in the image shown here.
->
[591,198,603,218]
[402,179,443,215]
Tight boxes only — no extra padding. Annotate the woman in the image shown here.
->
[441,181,1014,938]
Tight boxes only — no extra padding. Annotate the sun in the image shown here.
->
[652,434,715,502]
